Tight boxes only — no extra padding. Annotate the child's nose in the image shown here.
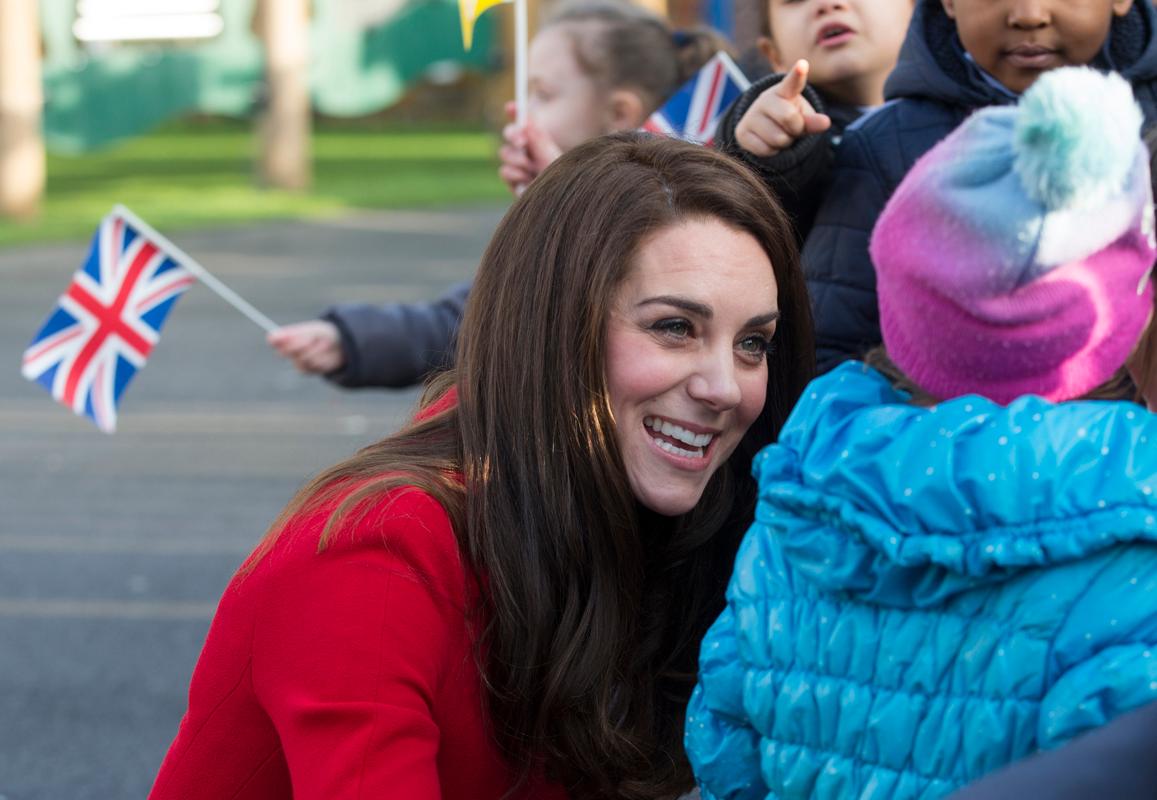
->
[814,0,849,16]
[1008,0,1050,28]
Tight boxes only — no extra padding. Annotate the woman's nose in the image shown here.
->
[687,351,742,411]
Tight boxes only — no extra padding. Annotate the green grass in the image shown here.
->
[0,120,509,247]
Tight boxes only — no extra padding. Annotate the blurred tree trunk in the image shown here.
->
[256,0,311,190]
[0,0,46,218]
[633,0,668,17]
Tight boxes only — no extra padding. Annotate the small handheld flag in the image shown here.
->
[642,52,750,146]
[21,206,277,434]
[458,0,510,50]
[21,208,195,433]
[458,0,527,125]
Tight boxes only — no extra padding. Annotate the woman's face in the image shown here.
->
[605,218,779,517]
[528,26,612,153]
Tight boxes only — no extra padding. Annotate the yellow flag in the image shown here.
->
[459,0,510,50]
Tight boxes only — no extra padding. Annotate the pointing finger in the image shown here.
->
[774,59,810,100]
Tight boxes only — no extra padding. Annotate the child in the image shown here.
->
[686,68,1157,799]
[802,0,1157,373]
[267,0,729,388]
[715,0,914,239]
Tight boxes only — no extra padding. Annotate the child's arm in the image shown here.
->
[685,607,766,800]
[798,123,891,374]
[268,319,346,375]
[498,101,561,197]
[321,281,470,388]
[715,60,834,240]
[267,281,471,389]
[734,61,831,157]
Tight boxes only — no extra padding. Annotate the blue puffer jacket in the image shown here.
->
[801,0,1157,374]
[686,363,1157,799]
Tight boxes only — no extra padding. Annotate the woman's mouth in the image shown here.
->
[1005,44,1060,69]
[643,415,716,461]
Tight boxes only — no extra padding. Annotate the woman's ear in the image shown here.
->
[606,89,648,132]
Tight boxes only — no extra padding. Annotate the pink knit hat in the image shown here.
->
[870,67,1156,404]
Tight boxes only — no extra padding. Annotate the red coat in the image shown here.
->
[150,485,568,799]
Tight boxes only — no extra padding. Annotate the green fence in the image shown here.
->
[40,0,498,153]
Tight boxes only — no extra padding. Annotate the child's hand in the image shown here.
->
[498,101,562,196]
[735,60,831,158]
[267,320,345,375]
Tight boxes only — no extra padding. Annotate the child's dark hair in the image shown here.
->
[757,0,771,39]
[1128,125,1157,404]
[545,0,734,113]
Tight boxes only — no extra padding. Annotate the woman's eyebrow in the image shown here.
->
[747,311,781,327]
[637,296,712,317]
[637,296,780,327]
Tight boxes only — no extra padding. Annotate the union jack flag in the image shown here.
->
[21,209,195,433]
[642,52,750,146]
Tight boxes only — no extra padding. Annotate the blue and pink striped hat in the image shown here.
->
[870,67,1156,404]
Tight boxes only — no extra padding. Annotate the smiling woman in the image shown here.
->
[607,219,780,516]
[148,132,814,800]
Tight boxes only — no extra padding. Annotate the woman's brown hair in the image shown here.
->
[259,132,814,799]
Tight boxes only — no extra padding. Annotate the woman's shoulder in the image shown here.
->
[241,482,469,604]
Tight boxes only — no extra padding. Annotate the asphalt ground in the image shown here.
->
[0,206,505,799]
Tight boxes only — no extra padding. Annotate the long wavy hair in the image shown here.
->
[258,133,814,799]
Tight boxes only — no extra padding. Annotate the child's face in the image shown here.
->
[762,0,913,106]
[527,26,613,153]
[941,0,1135,94]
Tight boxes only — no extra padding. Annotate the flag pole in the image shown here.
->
[514,0,528,125]
[111,205,279,334]
[717,51,752,91]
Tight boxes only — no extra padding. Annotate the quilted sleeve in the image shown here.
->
[685,607,766,800]
[1038,548,1157,749]
[322,280,471,389]
[1038,643,1157,749]
[798,125,890,374]
[714,71,835,241]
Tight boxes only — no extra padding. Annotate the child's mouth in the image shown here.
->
[1005,44,1060,70]
[816,24,854,47]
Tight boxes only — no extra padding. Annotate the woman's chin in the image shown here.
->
[633,487,705,518]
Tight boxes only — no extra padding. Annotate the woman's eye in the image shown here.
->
[738,334,772,359]
[652,318,692,339]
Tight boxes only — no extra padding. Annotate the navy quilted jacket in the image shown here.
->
[322,281,470,389]
[686,363,1157,799]
[802,0,1157,374]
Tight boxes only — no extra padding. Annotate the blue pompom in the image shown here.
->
[1013,67,1142,210]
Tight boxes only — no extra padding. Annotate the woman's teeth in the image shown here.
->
[643,416,714,458]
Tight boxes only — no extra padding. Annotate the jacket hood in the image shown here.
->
[884,0,1157,107]
[754,363,1157,609]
